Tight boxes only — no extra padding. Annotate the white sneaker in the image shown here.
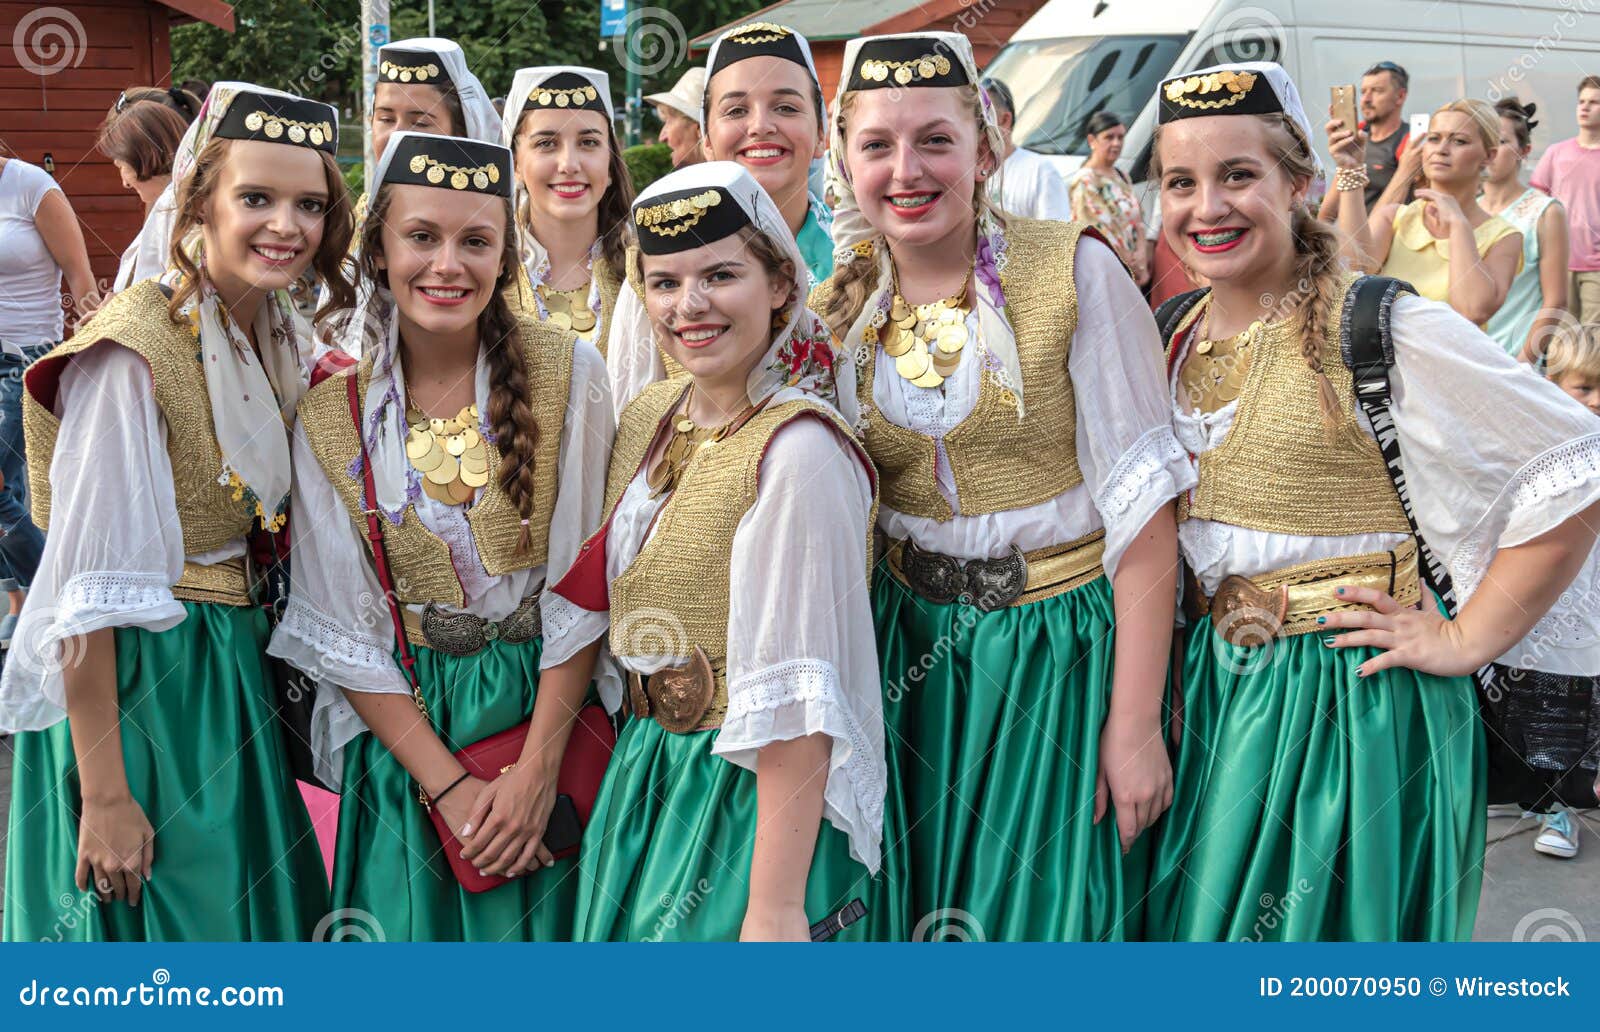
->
[1533,809,1580,859]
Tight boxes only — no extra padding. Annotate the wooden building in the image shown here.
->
[691,0,1049,99]
[0,1,235,290]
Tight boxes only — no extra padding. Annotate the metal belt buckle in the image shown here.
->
[419,594,541,656]
[962,546,1028,612]
[899,539,964,605]
[1209,575,1289,647]
[629,646,716,734]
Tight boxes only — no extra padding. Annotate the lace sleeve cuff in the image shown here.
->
[266,597,410,696]
[1452,432,1600,600]
[0,570,186,733]
[711,658,886,873]
[1093,425,1193,579]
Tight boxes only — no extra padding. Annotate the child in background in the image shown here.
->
[1547,323,1600,417]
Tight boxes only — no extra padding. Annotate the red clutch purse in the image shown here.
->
[346,374,615,894]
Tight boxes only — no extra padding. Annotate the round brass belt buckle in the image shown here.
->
[1210,575,1288,647]
[646,646,716,734]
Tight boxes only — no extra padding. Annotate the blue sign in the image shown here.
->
[600,0,626,38]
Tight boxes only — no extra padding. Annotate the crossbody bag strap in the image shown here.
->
[345,372,427,716]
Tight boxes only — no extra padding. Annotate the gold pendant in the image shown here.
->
[882,282,969,389]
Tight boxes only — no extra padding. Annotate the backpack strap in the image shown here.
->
[1337,275,1469,617]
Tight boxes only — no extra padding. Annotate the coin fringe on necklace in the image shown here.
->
[645,384,756,498]
[881,268,971,389]
[538,281,597,337]
[404,396,491,506]
[1178,303,1264,413]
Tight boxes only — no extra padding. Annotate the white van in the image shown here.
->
[984,0,1600,185]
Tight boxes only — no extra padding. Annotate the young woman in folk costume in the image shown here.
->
[501,67,632,357]
[0,85,354,940]
[555,162,901,941]
[606,22,833,416]
[812,32,1190,941]
[267,133,615,941]
[1143,62,1600,940]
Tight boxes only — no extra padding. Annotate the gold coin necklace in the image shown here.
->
[1177,304,1262,413]
[403,392,491,506]
[882,267,971,389]
[537,280,598,339]
[646,385,755,498]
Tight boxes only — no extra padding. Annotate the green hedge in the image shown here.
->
[623,143,673,193]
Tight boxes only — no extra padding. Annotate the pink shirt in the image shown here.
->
[1532,138,1600,271]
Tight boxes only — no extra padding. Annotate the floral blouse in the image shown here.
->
[1066,167,1144,273]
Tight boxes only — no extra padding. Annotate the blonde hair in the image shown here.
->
[1547,323,1600,383]
[820,85,1006,341]
[1151,113,1345,426]
[1431,99,1501,158]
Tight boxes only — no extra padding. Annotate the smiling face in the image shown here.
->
[705,56,824,205]
[842,86,990,253]
[1155,115,1308,290]
[514,107,613,230]
[375,183,508,341]
[199,139,329,301]
[372,82,461,162]
[642,231,792,388]
[1422,110,1493,187]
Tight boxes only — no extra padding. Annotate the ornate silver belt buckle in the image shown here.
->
[419,602,487,656]
[962,546,1028,612]
[899,539,965,605]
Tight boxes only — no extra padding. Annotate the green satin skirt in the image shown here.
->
[573,716,901,941]
[873,568,1145,942]
[3,602,329,942]
[1146,621,1485,941]
[331,635,578,942]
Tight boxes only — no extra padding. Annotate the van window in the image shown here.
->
[985,35,1189,156]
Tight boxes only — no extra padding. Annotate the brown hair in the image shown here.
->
[1152,113,1345,426]
[820,85,1003,342]
[166,136,356,326]
[115,85,202,123]
[1495,96,1538,152]
[511,108,637,275]
[373,79,467,138]
[1547,323,1600,383]
[360,184,542,551]
[1579,75,1600,96]
[97,100,188,180]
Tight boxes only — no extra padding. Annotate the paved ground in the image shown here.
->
[0,734,1593,939]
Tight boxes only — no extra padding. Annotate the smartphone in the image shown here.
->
[1330,85,1359,134]
[1409,112,1431,143]
[543,793,582,855]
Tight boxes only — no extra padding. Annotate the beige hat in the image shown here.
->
[644,66,706,122]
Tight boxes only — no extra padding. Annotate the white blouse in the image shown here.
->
[267,342,617,788]
[0,344,239,732]
[1171,293,1600,676]
[875,236,1193,579]
[604,279,661,420]
[601,402,886,873]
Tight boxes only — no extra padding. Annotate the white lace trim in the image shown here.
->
[715,657,886,872]
[56,569,177,616]
[1095,425,1190,520]
[1451,432,1600,601]
[272,597,394,673]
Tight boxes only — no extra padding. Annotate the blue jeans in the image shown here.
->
[0,343,51,590]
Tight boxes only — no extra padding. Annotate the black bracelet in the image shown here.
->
[430,771,471,806]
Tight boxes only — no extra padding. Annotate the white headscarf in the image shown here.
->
[823,32,1031,416]
[630,161,841,412]
[161,81,336,531]
[352,131,513,521]
[377,37,503,145]
[700,22,827,130]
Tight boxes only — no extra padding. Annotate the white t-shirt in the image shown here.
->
[990,146,1072,222]
[0,159,66,350]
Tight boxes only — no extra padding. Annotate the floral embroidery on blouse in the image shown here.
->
[1066,167,1144,269]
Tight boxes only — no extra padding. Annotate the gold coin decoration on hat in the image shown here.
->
[537,281,598,340]
[404,397,490,506]
[881,269,970,389]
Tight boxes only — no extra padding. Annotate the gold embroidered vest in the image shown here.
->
[297,313,574,606]
[508,254,621,360]
[604,380,876,701]
[23,279,255,553]
[810,217,1087,521]
[1171,275,1411,536]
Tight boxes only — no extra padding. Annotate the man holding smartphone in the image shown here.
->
[1319,60,1412,218]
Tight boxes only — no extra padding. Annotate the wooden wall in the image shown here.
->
[0,1,173,292]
